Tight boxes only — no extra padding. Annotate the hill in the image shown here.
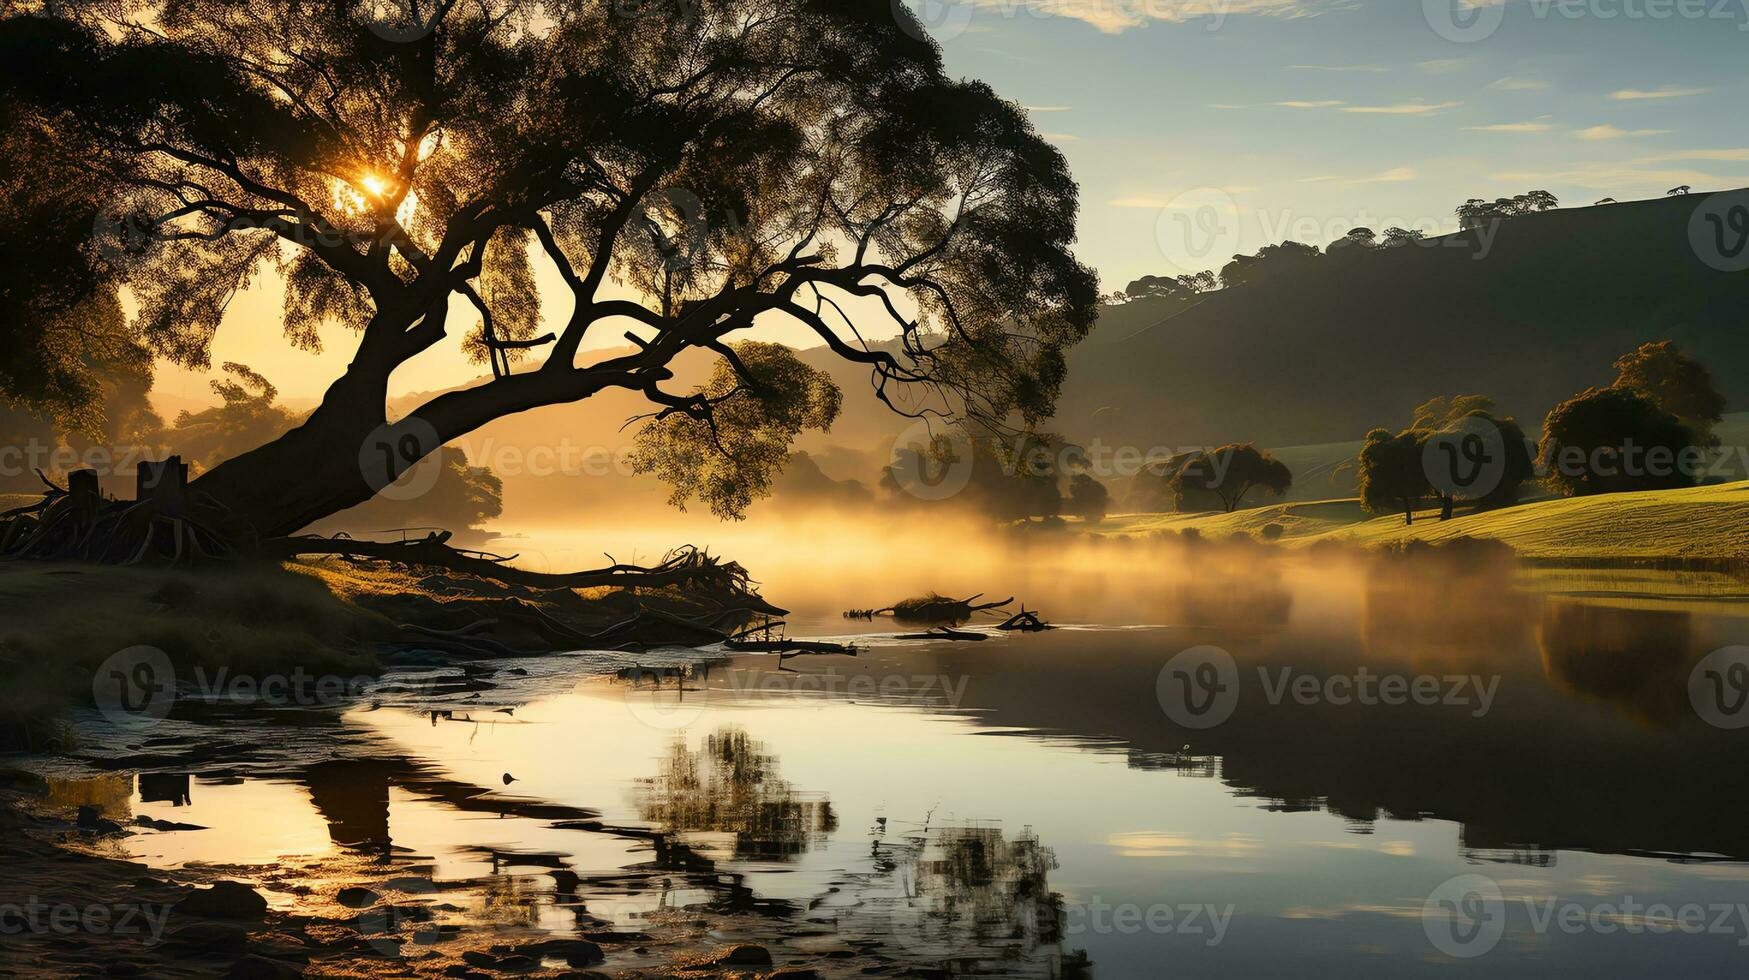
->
[1099,480,1749,563]
[1054,190,1749,450]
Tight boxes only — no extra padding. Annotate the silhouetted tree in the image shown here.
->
[1219,241,1321,289]
[1611,341,1726,446]
[1067,471,1110,524]
[0,1,1096,537]
[1456,190,1558,231]
[1381,226,1426,248]
[1326,227,1378,257]
[1538,386,1699,496]
[1170,444,1292,513]
[1358,427,1429,525]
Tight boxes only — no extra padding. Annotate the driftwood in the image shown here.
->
[874,592,1013,624]
[269,534,783,613]
[722,620,856,655]
[894,626,987,642]
[996,607,1056,632]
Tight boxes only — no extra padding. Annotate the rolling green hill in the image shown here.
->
[1099,480,1749,563]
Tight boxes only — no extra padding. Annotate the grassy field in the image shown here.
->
[1098,480,1749,562]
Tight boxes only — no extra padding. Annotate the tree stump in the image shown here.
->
[137,457,188,517]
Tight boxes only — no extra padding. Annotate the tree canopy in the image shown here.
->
[1169,443,1291,514]
[1610,340,1726,446]
[0,0,1097,534]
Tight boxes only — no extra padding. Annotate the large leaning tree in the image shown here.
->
[0,0,1097,537]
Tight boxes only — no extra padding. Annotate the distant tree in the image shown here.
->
[1381,226,1427,248]
[336,445,504,530]
[1067,471,1110,524]
[1611,341,1726,446]
[1410,394,1496,431]
[1668,185,1692,196]
[1456,190,1558,231]
[1123,271,1215,302]
[1220,241,1321,290]
[1123,275,1186,301]
[1423,410,1536,519]
[168,363,299,474]
[1170,444,1292,513]
[1178,270,1218,293]
[1538,386,1700,496]
[1358,427,1429,525]
[1327,227,1378,257]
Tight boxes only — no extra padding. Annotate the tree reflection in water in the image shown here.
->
[635,727,836,860]
[866,818,1087,977]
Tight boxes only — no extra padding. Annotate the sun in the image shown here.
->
[359,173,388,197]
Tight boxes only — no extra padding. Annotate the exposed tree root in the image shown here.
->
[0,476,248,566]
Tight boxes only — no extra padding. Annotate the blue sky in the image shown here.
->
[913,0,1749,289]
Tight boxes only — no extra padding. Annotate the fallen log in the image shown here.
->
[269,535,786,616]
[893,627,987,642]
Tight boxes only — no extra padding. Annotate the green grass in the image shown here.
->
[1098,480,1749,562]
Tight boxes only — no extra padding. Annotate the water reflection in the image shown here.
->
[635,727,837,860]
[1539,600,1695,727]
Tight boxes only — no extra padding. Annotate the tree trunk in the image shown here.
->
[1403,502,1414,526]
[186,354,609,538]
[1439,494,1454,521]
[188,374,390,538]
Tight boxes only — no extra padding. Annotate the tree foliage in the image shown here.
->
[1358,427,1428,525]
[1067,471,1109,524]
[1538,385,1699,496]
[1456,190,1558,231]
[0,0,1097,530]
[1610,340,1726,446]
[630,342,840,519]
[1169,444,1291,514]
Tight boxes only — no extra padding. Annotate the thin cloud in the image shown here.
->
[1416,58,1469,75]
[1576,124,1670,141]
[1343,167,1416,184]
[1276,100,1347,108]
[1340,101,1462,115]
[1041,132,1081,141]
[1025,105,1073,113]
[1467,122,1554,133]
[974,0,1340,35]
[1488,76,1549,91]
[1633,149,1749,163]
[1611,86,1710,101]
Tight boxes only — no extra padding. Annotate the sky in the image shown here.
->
[154,0,1748,409]
[919,0,1748,287]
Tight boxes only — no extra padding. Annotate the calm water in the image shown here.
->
[54,533,1749,977]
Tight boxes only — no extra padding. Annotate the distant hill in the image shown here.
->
[1053,190,1749,450]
